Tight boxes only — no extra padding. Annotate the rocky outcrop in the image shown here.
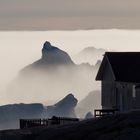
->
[85,112,94,119]
[21,41,75,73]
[0,103,44,130]
[41,41,74,66]
[46,94,78,118]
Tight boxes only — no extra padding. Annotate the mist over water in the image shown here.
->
[0,30,140,105]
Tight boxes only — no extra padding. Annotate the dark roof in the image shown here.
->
[98,52,140,83]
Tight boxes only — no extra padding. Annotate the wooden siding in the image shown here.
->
[102,81,116,109]
[102,81,140,112]
[132,87,140,109]
[96,52,140,112]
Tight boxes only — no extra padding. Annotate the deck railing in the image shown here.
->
[20,116,79,129]
[94,109,118,118]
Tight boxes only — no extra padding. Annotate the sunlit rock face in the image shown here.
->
[46,94,78,118]
[20,41,75,74]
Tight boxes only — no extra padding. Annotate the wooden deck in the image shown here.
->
[94,109,118,118]
[20,116,79,129]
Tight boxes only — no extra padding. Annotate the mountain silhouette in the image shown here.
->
[45,94,78,118]
[41,41,74,65]
[7,41,97,103]
[73,46,106,65]
[0,103,44,130]
[21,41,75,74]
[0,93,78,130]
[2,111,140,140]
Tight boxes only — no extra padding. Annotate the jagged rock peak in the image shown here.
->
[46,93,78,118]
[42,41,53,51]
[41,41,75,65]
[55,93,78,107]
[42,41,55,57]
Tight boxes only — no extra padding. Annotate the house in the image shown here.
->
[96,52,140,113]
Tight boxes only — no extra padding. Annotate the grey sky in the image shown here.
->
[0,0,140,30]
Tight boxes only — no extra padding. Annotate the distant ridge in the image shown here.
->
[80,47,105,54]
[73,46,106,65]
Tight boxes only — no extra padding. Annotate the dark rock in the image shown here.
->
[0,103,44,130]
[41,41,74,66]
[0,94,78,130]
[46,94,78,118]
[23,41,75,71]
[76,90,101,117]
[85,112,94,119]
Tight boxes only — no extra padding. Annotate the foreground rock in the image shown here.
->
[1,111,140,140]
[85,112,94,119]
[46,94,78,118]
[0,94,78,130]
[0,103,44,130]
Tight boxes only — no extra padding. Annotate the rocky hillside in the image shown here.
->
[1,111,140,140]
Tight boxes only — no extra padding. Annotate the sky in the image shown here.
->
[0,0,140,30]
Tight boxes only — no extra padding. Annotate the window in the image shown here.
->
[132,85,136,98]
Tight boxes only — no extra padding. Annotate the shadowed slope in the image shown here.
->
[1,111,140,140]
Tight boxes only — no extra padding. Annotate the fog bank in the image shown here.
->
[0,30,140,104]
